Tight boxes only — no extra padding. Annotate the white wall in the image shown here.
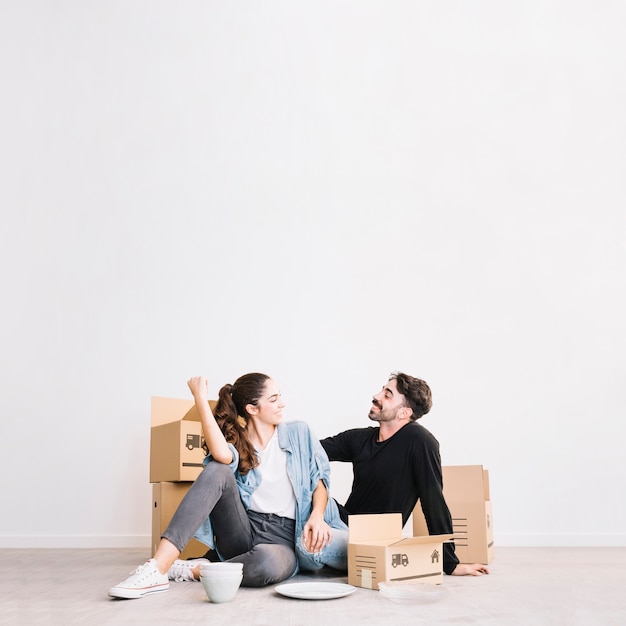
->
[1,2,624,548]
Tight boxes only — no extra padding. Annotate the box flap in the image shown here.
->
[348,513,403,542]
[181,400,218,423]
[443,465,488,503]
[391,534,454,547]
[151,397,216,427]
[151,397,195,427]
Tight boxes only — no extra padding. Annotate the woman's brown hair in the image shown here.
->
[210,372,270,475]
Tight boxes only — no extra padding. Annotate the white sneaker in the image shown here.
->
[109,558,169,599]
[168,558,210,582]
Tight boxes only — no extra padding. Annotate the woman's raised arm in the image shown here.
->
[187,376,233,465]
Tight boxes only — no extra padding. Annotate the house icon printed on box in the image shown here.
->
[430,549,440,563]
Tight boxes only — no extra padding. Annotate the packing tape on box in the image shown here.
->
[361,569,373,589]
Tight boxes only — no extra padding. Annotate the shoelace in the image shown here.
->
[128,562,153,580]
[170,562,193,582]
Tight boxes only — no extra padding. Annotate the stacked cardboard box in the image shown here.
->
[150,396,216,560]
[348,513,452,590]
[412,465,494,565]
[152,482,209,560]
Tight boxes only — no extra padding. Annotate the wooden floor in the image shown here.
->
[1,547,625,625]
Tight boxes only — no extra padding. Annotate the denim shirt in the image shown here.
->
[193,421,346,554]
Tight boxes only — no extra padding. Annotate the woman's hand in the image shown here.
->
[187,376,209,401]
[302,514,333,554]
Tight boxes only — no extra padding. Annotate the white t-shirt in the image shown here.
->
[249,430,297,519]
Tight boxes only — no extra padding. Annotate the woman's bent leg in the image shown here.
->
[110,462,252,599]
[225,511,297,587]
[228,544,297,587]
[162,462,252,556]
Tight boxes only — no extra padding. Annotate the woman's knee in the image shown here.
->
[195,460,235,487]
[239,544,297,587]
[296,528,348,572]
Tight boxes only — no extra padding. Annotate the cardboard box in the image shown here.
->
[413,465,494,564]
[150,396,216,483]
[348,513,452,590]
[152,482,210,561]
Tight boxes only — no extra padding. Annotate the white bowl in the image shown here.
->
[200,562,243,570]
[199,571,244,580]
[200,564,243,577]
[201,575,243,603]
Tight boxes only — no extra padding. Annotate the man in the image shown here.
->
[320,371,489,576]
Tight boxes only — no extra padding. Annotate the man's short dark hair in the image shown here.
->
[389,372,432,421]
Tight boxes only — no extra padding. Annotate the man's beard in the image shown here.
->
[368,403,401,423]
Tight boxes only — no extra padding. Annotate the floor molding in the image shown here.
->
[0,535,151,549]
[494,533,626,547]
[1,533,625,548]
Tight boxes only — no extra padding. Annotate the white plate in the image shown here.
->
[275,582,356,600]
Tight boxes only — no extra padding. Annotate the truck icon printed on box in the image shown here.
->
[151,396,216,482]
[348,513,453,589]
[186,434,202,450]
[391,553,409,568]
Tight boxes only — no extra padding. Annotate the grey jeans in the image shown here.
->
[161,461,297,587]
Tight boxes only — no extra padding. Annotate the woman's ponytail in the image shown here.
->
[212,380,260,475]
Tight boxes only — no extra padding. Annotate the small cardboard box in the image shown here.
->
[413,465,494,564]
[150,396,217,483]
[348,513,452,590]
[152,482,209,561]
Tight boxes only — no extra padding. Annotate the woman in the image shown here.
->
[109,373,348,599]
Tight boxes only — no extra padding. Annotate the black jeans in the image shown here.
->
[161,461,297,587]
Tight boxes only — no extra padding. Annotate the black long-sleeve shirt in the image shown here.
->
[321,422,459,574]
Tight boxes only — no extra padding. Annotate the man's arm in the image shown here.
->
[411,436,460,574]
[414,438,489,576]
[320,430,354,462]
